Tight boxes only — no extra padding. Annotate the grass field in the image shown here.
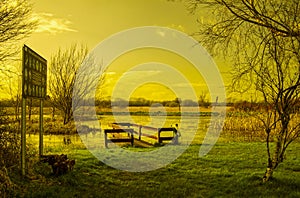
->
[5,108,300,197]
[11,141,300,197]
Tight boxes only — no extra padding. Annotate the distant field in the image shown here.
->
[97,106,219,113]
[1,106,225,121]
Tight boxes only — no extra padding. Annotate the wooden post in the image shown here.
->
[158,129,161,143]
[138,125,142,140]
[173,128,178,145]
[39,99,44,156]
[104,130,108,148]
[21,97,26,176]
[130,132,134,146]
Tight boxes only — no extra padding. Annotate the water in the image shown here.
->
[80,115,209,148]
[27,115,211,152]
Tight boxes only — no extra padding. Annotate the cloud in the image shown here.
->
[32,12,77,35]
[168,24,186,33]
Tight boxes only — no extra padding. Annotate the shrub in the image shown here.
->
[0,107,19,196]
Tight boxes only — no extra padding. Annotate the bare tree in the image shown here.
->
[188,0,300,182]
[0,62,22,122]
[174,97,182,112]
[0,0,36,63]
[0,0,36,91]
[49,44,102,125]
[95,68,108,107]
[198,90,210,107]
[7,73,22,122]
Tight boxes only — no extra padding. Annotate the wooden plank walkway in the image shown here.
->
[133,138,153,148]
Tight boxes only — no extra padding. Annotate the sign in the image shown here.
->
[21,45,47,176]
[22,45,47,98]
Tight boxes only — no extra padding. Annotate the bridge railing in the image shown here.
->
[104,128,134,148]
[109,123,178,145]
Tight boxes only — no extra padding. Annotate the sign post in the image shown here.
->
[39,100,44,156]
[21,98,26,176]
[21,45,47,176]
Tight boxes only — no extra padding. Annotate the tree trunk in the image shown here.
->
[263,138,284,182]
[63,114,68,125]
[263,167,274,182]
[63,109,73,125]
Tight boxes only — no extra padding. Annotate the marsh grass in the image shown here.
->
[222,114,265,142]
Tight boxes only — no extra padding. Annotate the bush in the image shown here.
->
[0,107,19,196]
[0,106,38,196]
[0,108,20,168]
[44,121,77,135]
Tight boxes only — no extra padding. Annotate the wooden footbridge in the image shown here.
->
[104,123,179,148]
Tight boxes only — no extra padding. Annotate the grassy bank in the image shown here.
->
[4,108,300,197]
[11,142,300,197]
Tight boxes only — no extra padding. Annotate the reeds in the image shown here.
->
[221,111,266,142]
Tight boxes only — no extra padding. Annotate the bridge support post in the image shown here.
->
[138,126,142,140]
[104,131,108,148]
[158,130,161,143]
[173,128,178,145]
[130,132,134,146]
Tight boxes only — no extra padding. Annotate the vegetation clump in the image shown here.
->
[41,154,75,176]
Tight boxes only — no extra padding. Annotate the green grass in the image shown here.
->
[11,142,300,198]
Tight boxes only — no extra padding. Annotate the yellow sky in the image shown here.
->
[101,47,209,101]
[26,0,200,58]
[3,0,233,101]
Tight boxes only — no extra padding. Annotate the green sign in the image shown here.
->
[22,45,47,98]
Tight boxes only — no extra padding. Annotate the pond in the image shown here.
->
[27,115,212,153]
